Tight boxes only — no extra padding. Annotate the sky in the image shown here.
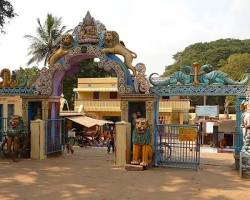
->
[1,0,250,75]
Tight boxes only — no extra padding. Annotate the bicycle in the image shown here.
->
[159,141,172,160]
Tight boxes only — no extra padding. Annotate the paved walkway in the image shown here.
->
[0,147,250,200]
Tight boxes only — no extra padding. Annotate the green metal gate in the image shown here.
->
[45,119,66,155]
[155,124,200,170]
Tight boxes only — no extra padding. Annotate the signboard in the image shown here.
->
[196,105,219,117]
[206,122,215,133]
[178,127,197,141]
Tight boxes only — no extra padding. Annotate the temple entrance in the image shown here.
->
[150,64,248,170]
[26,12,149,158]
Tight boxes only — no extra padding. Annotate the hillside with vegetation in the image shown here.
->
[163,38,250,110]
[163,38,250,79]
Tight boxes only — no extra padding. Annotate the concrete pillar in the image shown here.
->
[179,113,184,125]
[115,121,131,167]
[30,120,46,160]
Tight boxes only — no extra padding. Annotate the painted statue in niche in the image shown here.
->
[131,118,152,167]
[78,11,98,44]
[48,34,74,66]
[102,31,137,77]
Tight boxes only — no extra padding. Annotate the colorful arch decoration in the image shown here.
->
[31,11,150,96]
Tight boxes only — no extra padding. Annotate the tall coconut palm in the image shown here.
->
[25,14,67,66]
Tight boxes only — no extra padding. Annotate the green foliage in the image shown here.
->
[163,39,250,110]
[220,53,250,105]
[63,59,115,109]
[163,39,250,76]
[15,66,40,86]
[25,14,67,66]
[220,53,250,81]
[0,0,16,33]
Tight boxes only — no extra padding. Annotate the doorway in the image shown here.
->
[28,101,42,125]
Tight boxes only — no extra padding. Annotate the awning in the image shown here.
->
[73,87,118,92]
[66,116,113,128]
[59,111,82,117]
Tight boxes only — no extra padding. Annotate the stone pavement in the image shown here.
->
[0,147,250,200]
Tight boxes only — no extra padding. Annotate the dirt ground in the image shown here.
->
[0,147,250,200]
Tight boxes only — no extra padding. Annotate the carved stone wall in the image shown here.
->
[32,45,133,96]
[146,101,154,126]
[42,100,49,120]
[121,100,128,122]
[21,99,28,125]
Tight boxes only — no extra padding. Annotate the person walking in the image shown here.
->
[66,128,75,154]
[107,128,115,154]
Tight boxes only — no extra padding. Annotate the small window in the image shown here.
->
[162,96,169,100]
[8,104,14,118]
[93,92,99,99]
[110,92,118,99]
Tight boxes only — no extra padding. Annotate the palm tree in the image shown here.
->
[25,14,67,66]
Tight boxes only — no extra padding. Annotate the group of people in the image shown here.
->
[65,124,115,154]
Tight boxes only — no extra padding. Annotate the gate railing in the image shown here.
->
[0,117,8,142]
[155,124,200,170]
[44,119,66,155]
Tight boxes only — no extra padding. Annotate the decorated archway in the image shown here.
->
[1,11,249,173]
[32,11,150,97]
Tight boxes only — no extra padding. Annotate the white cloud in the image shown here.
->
[0,0,250,76]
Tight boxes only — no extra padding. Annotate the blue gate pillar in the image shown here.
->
[153,96,160,166]
[235,96,245,169]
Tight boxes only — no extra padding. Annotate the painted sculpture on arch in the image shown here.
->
[48,34,74,66]
[0,68,19,88]
[131,118,152,167]
[78,11,98,44]
[32,11,150,96]
[102,31,137,77]
[149,63,249,86]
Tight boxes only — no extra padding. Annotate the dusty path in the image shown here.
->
[0,147,250,200]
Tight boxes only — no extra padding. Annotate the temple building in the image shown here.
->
[73,77,191,123]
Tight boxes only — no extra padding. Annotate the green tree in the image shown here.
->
[25,14,67,66]
[163,39,250,76]
[220,53,250,80]
[220,53,250,105]
[162,38,250,111]
[15,66,40,86]
[0,0,16,33]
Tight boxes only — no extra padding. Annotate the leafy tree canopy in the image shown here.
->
[15,66,40,86]
[163,38,250,111]
[25,14,67,66]
[163,38,250,76]
[0,0,16,33]
[220,53,250,105]
[220,53,250,80]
